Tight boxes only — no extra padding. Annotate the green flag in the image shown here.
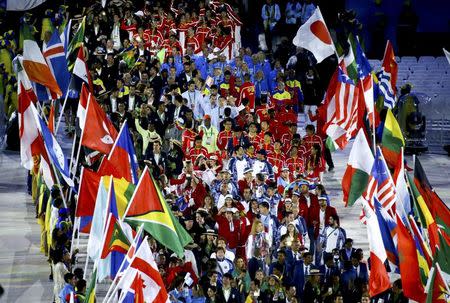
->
[85,267,97,303]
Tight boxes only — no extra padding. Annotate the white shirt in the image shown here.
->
[223,288,231,301]
[319,208,326,231]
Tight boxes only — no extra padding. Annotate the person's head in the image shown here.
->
[183,61,191,73]
[351,253,359,266]
[360,294,370,303]
[76,279,87,293]
[252,219,264,234]
[329,214,339,227]
[259,201,270,215]
[392,279,403,294]
[333,294,344,303]
[222,273,233,287]
[216,247,226,259]
[194,135,202,148]
[277,250,286,263]
[303,252,313,265]
[188,80,196,92]
[243,187,252,200]
[312,143,322,156]
[344,238,353,249]
[184,215,194,230]
[207,286,217,298]
[73,268,84,280]
[64,273,77,286]
[319,197,327,208]
[300,181,309,194]
[277,81,285,92]
[305,124,315,136]
[223,118,233,131]
[235,145,244,157]
[224,208,235,221]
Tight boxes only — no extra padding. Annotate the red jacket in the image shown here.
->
[309,205,338,238]
[214,214,240,249]
[298,193,320,228]
[217,130,233,151]
[239,82,256,111]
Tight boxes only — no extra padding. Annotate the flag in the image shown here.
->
[407,173,440,255]
[293,7,335,63]
[102,176,135,219]
[101,218,131,259]
[372,147,397,213]
[42,30,71,97]
[396,214,427,302]
[60,19,72,55]
[361,199,391,297]
[77,83,89,129]
[22,39,62,97]
[392,148,411,221]
[81,92,118,154]
[87,178,109,261]
[414,157,450,238]
[119,272,146,303]
[85,267,97,303]
[343,41,358,81]
[381,109,404,168]
[34,105,74,187]
[425,262,450,303]
[409,215,432,285]
[360,74,376,126]
[349,34,372,79]
[342,129,375,206]
[156,48,166,64]
[1,0,46,10]
[322,65,362,150]
[435,231,450,276]
[48,100,55,134]
[105,121,139,184]
[374,198,398,266]
[73,45,93,92]
[379,40,398,109]
[444,48,450,65]
[117,236,169,303]
[67,17,85,62]
[76,168,101,218]
[124,167,193,257]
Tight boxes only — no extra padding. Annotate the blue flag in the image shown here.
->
[36,112,74,186]
[354,38,372,79]
[374,198,399,268]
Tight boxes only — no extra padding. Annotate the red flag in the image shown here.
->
[396,215,427,302]
[76,168,101,217]
[73,46,93,92]
[81,94,118,154]
[382,41,398,95]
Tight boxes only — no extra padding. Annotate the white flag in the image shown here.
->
[444,48,450,65]
[293,7,335,63]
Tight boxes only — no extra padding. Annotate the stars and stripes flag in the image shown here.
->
[322,64,362,150]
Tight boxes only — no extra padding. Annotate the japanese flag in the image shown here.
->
[293,7,335,63]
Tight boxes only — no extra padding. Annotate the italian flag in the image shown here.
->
[381,109,404,168]
[342,129,374,206]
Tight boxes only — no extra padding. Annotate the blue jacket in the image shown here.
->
[292,261,316,298]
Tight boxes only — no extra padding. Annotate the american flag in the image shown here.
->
[322,64,361,150]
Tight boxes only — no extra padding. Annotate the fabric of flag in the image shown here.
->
[102,176,135,219]
[22,39,62,98]
[359,74,377,127]
[408,215,432,285]
[101,219,131,258]
[85,267,97,303]
[435,231,450,276]
[118,45,136,68]
[60,19,71,55]
[414,157,450,239]
[407,173,441,255]
[351,35,372,79]
[42,30,71,97]
[343,42,358,81]
[34,106,74,187]
[106,121,139,184]
[156,48,166,64]
[124,167,193,257]
[77,83,89,130]
[76,168,101,217]
[371,147,397,213]
[293,7,335,63]
[73,45,93,92]
[360,199,391,297]
[381,109,404,168]
[392,148,411,222]
[0,0,46,11]
[81,92,118,154]
[87,178,109,261]
[67,17,85,67]
[374,198,398,266]
[119,272,145,303]
[117,237,169,303]
[425,262,450,303]
[379,40,398,109]
[48,101,55,134]
[395,214,427,302]
[322,65,361,150]
[342,129,375,207]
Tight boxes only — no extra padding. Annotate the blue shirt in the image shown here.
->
[59,284,75,303]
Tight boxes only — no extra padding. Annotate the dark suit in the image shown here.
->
[167,104,190,124]
[176,72,190,91]
[339,248,356,262]
[292,261,316,298]
[149,111,169,138]
[318,264,340,284]
[354,262,368,283]
[218,287,241,303]
[144,151,167,178]
[86,21,108,49]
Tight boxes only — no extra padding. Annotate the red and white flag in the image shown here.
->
[22,39,62,98]
[361,199,391,297]
[77,83,90,129]
[73,45,93,92]
[81,92,118,155]
[117,236,169,303]
[293,7,335,63]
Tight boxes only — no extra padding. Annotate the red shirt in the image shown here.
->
[267,150,285,178]
[186,146,209,162]
[217,130,233,150]
[303,134,323,157]
[285,156,305,178]
[239,82,256,112]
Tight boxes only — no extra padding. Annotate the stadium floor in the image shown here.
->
[0,146,449,302]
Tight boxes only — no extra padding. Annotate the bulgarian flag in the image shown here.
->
[124,167,193,257]
[22,39,62,98]
[381,109,404,168]
[342,129,375,206]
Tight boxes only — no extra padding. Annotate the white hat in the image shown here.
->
[134,10,144,17]
[237,104,246,112]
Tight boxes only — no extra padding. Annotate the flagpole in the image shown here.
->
[102,224,144,303]
[69,167,84,257]
[55,84,72,134]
